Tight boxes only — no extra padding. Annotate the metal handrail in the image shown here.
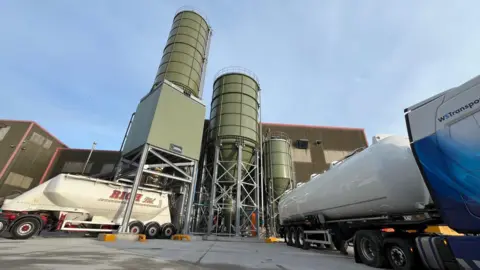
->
[214,66,260,84]
[175,6,211,26]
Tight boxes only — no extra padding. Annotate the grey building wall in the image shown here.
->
[0,120,66,197]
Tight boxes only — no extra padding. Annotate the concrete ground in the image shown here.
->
[0,235,375,270]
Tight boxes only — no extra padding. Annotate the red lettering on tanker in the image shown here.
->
[109,190,142,202]
[108,190,155,204]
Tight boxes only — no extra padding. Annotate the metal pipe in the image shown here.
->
[82,141,97,175]
[207,145,220,234]
[259,89,265,236]
[119,144,149,233]
[255,149,260,239]
[235,143,243,237]
[113,112,135,181]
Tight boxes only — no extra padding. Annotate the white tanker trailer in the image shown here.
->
[278,135,431,223]
[0,174,176,240]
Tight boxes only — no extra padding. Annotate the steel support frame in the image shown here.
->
[192,140,261,239]
[116,143,198,234]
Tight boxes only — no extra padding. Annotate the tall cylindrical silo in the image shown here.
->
[263,132,294,235]
[264,132,293,200]
[207,67,260,233]
[152,8,212,99]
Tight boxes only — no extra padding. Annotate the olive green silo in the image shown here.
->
[152,9,212,98]
[208,68,260,169]
[264,132,293,200]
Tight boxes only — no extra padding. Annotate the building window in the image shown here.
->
[0,125,10,141]
[43,139,53,150]
[295,139,309,149]
[62,162,93,174]
[324,150,350,164]
[4,172,34,189]
[30,132,45,146]
[100,163,115,174]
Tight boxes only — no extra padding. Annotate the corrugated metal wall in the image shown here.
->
[0,121,66,197]
[45,149,121,180]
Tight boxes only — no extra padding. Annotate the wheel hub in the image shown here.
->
[148,227,157,235]
[17,223,33,236]
[131,227,139,234]
[165,228,172,236]
[360,238,376,261]
[390,247,406,266]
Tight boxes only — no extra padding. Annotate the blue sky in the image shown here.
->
[1,1,480,150]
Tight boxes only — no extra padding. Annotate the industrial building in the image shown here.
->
[0,120,67,198]
[0,8,369,239]
[262,122,368,183]
[41,148,121,182]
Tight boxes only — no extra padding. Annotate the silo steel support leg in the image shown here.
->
[235,144,243,237]
[255,150,261,239]
[207,145,220,235]
[119,144,149,233]
[183,161,198,234]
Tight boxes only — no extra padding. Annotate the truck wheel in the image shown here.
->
[355,230,386,268]
[0,218,8,235]
[297,227,309,250]
[10,217,41,240]
[285,227,291,245]
[385,239,416,270]
[128,221,144,234]
[160,223,176,239]
[290,227,297,247]
[144,222,161,239]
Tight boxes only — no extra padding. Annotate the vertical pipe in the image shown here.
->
[259,89,264,234]
[184,161,198,234]
[198,28,213,99]
[207,145,220,234]
[119,144,149,233]
[235,143,243,237]
[82,141,97,175]
[255,149,260,239]
[114,112,135,181]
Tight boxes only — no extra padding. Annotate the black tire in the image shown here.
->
[10,217,41,240]
[297,227,309,250]
[160,223,176,239]
[128,221,144,234]
[0,218,8,235]
[285,227,291,246]
[144,222,161,239]
[290,227,297,247]
[355,230,387,268]
[385,239,416,270]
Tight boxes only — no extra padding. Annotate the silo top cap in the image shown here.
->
[174,6,211,27]
[214,66,260,85]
